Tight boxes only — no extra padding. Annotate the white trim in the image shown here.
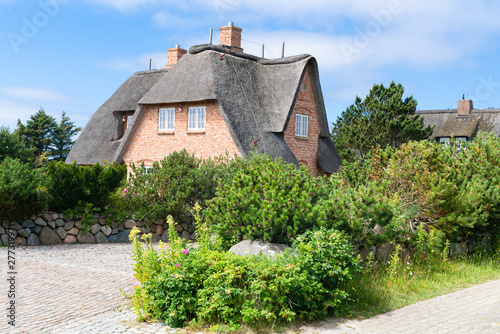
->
[295,114,309,138]
[159,108,175,131]
[188,106,206,131]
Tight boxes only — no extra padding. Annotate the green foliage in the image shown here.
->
[16,108,58,157]
[45,161,126,212]
[0,126,35,163]
[331,82,433,163]
[128,214,358,329]
[123,149,230,221]
[50,111,82,161]
[205,153,332,247]
[0,158,45,219]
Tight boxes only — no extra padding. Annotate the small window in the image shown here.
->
[188,106,206,131]
[295,114,309,138]
[159,108,175,131]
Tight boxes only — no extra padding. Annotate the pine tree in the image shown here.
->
[331,82,434,163]
[0,126,35,163]
[16,108,57,157]
[50,111,82,161]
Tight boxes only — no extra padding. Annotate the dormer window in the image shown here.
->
[295,114,309,138]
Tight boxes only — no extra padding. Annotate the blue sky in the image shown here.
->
[1,0,500,132]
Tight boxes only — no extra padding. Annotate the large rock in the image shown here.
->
[108,229,131,243]
[101,225,112,237]
[1,234,9,245]
[151,234,161,243]
[32,225,42,235]
[34,217,47,226]
[22,219,35,228]
[94,231,109,244]
[27,234,39,246]
[39,227,62,245]
[63,221,75,231]
[181,231,191,241]
[9,221,23,231]
[229,239,291,258]
[18,228,31,238]
[55,219,65,227]
[90,223,101,235]
[47,221,56,229]
[156,225,164,236]
[0,225,5,234]
[74,221,82,229]
[15,237,27,246]
[42,213,53,222]
[63,235,76,244]
[161,230,170,242]
[55,227,67,240]
[124,220,136,229]
[77,232,95,244]
[50,212,59,220]
[67,227,79,236]
[141,225,150,234]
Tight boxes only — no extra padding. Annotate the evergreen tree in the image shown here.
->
[0,126,35,163]
[331,82,433,163]
[16,108,57,156]
[50,111,82,161]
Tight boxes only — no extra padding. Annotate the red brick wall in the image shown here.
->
[283,66,321,176]
[166,47,187,69]
[219,25,243,53]
[123,101,240,169]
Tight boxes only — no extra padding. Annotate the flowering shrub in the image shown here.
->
[128,209,358,328]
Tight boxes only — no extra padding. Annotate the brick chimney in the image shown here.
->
[457,98,473,116]
[219,22,243,53]
[165,45,187,69]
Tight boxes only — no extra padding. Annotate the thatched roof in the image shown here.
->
[67,45,342,172]
[416,108,500,139]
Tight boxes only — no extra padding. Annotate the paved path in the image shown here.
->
[0,244,499,333]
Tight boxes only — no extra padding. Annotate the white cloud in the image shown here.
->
[85,0,157,11]
[0,86,70,102]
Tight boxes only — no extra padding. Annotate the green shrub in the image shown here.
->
[46,161,126,212]
[123,150,229,221]
[204,153,332,247]
[128,212,358,328]
[0,158,45,219]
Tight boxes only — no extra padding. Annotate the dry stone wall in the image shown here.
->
[0,212,196,247]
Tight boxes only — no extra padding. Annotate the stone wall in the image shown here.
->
[0,212,196,247]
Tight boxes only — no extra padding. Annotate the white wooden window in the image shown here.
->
[188,106,206,131]
[159,108,175,131]
[295,114,309,138]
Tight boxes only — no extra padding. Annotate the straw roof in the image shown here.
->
[416,108,500,139]
[67,45,342,173]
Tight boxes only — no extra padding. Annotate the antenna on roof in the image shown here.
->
[462,93,465,100]
[281,42,285,58]
[209,28,213,44]
[262,44,265,58]
[149,58,152,71]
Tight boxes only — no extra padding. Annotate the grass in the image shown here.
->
[344,247,500,319]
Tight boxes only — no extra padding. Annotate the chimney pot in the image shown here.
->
[166,45,187,69]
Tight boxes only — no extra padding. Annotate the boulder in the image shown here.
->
[22,219,35,228]
[42,213,53,222]
[181,223,189,231]
[55,227,67,240]
[181,231,191,241]
[90,223,101,235]
[15,237,27,247]
[142,225,151,234]
[450,242,468,257]
[1,234,9,245]
[18,228,31,238]
[108,229,131,243]
[74,221,82,229]
[63,221,75,231]
[161,230,170,242]
[229,239,291,259]
[39,227,62,245]
[47,221,56,229]
[175,224,183,232]
[50,212,59,220]
[150,224,157,233]
[77,232,95,244]
[67,228,79,236]
[34,217,47,227]
[188,223,195,234]
[112,228,118,235]
[151,234,161,243]
[358,246,376,262]
[63,235,77,244]
[55,219,65,227]
[27,234,39,246]
[32,225,42,235]
[94,231,109,244]
[156,225,164,236]
[0,225,5,234]
[111,221,119,229]
[9,221,23,231]
[101,225,112,237]
[118,221,125,231]
[97,218,107,225]
[124,220,136,229]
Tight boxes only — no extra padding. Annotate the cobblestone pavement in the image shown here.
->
[1,244,499,333]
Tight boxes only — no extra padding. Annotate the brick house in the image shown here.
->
[416,98,500,144]
[66,23,342,176]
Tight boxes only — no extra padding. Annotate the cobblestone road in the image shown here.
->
[0,244,499,333]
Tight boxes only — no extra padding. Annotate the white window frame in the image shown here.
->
[188,106,206,131]
[158,108,175,132]
[295,114,309,138]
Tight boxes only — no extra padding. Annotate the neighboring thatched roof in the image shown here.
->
[68,45,342,172]
[416,108,500,139]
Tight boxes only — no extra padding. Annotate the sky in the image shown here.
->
[1,0,500,133]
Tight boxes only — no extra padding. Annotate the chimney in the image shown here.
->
[219,21,243,53]
[166,45,187,69]
[457,98,473,116]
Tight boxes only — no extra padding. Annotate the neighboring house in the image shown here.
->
[416,98,500,144]
[66,23,342,176]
